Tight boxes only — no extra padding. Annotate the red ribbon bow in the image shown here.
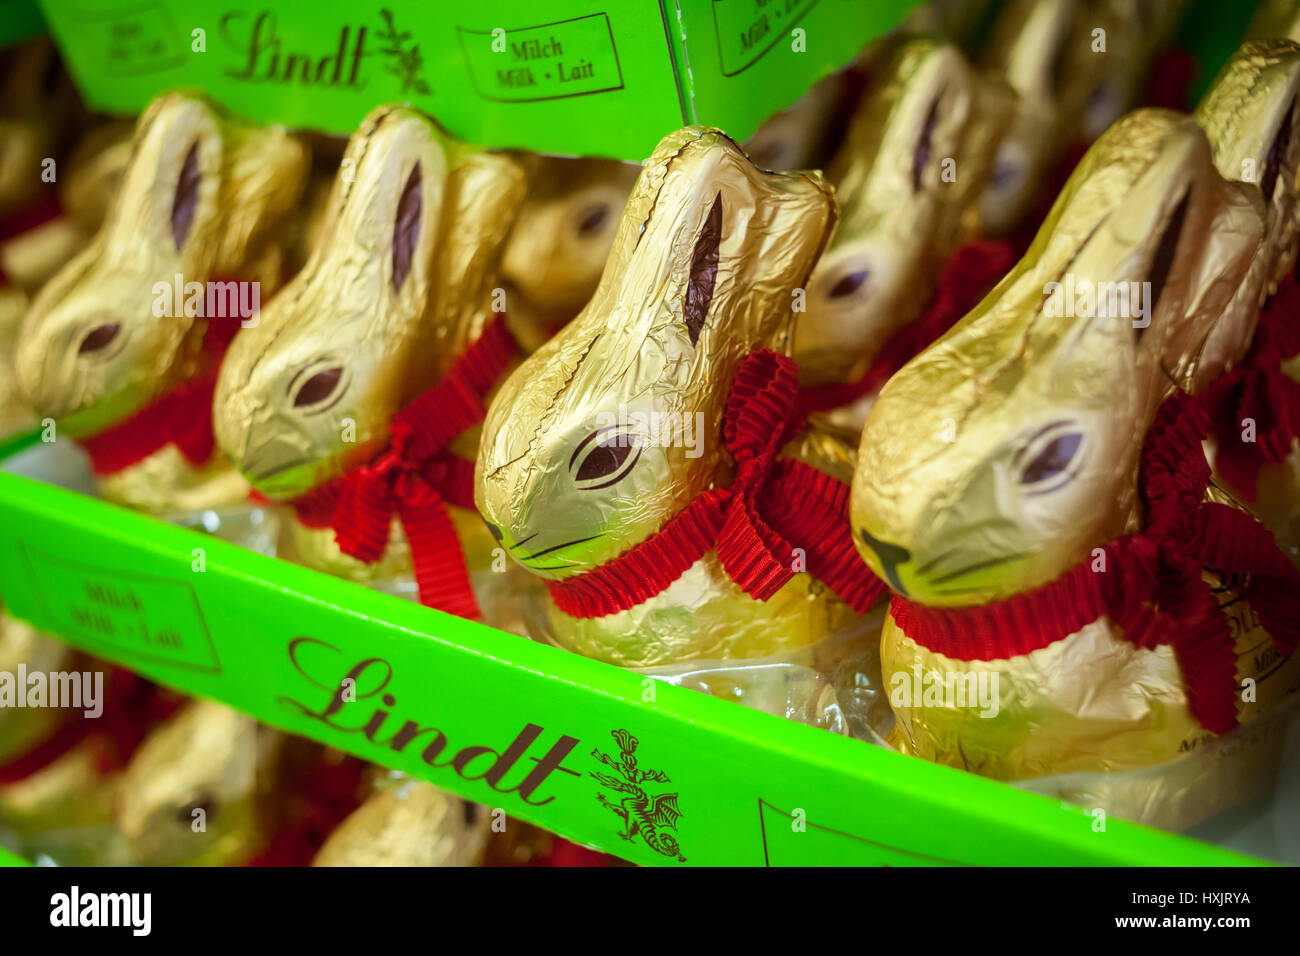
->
[890,392,1300,735]
[547,349,885,619]
[291,316,517,619]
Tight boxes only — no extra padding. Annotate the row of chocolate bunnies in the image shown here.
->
[6,0,1300,862]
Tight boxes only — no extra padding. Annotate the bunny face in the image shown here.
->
[477,128,836,579]
[498,156,638,349]
[1198,40,1300,295]
[116,700,274,866]
[979,0,1106,235]
[793,38,1014,386]
[15,93,307,439]
[216,107,524,500]
[852,112,1264,605]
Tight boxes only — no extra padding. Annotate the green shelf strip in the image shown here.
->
[0,845,31,867]
[0,471,1262,866]
[36,0,920,161]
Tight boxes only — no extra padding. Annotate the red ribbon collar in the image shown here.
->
[77,309,245,477]
[547,349,885,619]
[890,392,1300,735]
[798,240,1015,416]
[1197,268,1300,502]
[289,316,519,620]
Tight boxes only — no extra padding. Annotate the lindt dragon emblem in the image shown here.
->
[591,729,685,862]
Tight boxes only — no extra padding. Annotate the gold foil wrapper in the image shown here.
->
[977,0,1187,235]
[1247,0,1300,44]
[499,154,639,352]
[850,110,1291,805]
[15,92,308,514]
[313,778,490,867]
[477,126,864,667]
[116,699,279,866]
[216,105,524,592]
[0,610,73,763]
[792,37,1014,392]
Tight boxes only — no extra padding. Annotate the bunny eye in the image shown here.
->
[1017,425,1085,493]
[78,322,121,355]
[171,140,201,251]
[569,427,641,489]
[1261,99,1295,205]
[576,203,610,237]
[461,802,480,826]
[292,366,345,410]
[178,791,219,826]
[829,268,870,299]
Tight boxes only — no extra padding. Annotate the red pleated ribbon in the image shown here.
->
[1198,269,1300,502]
[798,240,1016,415]
[289,316,518,619]
[890,391,1300,735]
[77,308,246,476]
[546,349,886,619]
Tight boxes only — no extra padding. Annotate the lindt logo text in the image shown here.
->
[279,637,582,805]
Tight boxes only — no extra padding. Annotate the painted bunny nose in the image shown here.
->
[858,529,911,595]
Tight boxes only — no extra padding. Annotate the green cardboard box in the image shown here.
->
[36,0,920,160]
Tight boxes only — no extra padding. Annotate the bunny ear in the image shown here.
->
[1140,188,1191,344]
[392,162,422,292]
[911,91,943,193]
[171,140,201,250]
[1261,99,1296,203]
[100,94,222,265]
[684,193,722,346]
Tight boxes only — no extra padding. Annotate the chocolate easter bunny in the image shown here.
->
[215,106,526,619]
[115,699,285,866]
[498,155,639,353]
[16,92,309,516]
[476,127,882,669]
[977,0,1107,235]
[851,110,1300,821]
[793,38,1015,429]
[1194,40,1300,555]
[313,777,490,866]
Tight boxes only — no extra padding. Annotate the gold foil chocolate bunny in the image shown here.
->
[792,37,1015,427]
[0,610,73,765]
[215,105,526,619]
[115,699,283,866]
[499,155,639,353]
[851,109,1300,823]
[313,778,491,867]
[16,92,309,516]
[1193,39,1300,556]
[476,127,882,669]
